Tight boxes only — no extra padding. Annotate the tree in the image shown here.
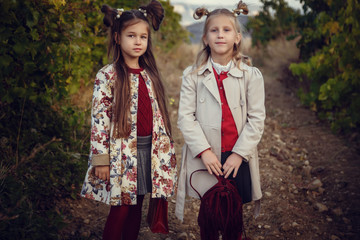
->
[247,0,300,46]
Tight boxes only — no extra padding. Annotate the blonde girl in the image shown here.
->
[175,1,265,239]
[81,1,177,239]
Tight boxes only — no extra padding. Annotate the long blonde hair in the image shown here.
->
[193,1,251,70]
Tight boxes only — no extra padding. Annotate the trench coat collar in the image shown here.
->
[197,57,244,78]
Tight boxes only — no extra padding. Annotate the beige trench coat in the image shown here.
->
[175,58,265,221]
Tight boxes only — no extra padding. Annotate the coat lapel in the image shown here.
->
[199,59,221,105]
[222,62,245,132]
[203,72,221,104]
[223,67,244,110]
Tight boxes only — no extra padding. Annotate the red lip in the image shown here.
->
[134,48,142,51]
[215,42,226,44]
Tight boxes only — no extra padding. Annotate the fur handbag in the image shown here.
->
[190,169,249,240]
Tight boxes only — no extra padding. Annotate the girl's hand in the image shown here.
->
[223,153,243,178]
[95,165,110,182]
[201,150,223,176]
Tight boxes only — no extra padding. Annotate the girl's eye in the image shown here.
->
[210,29,217,32]
[128,35,134,38]
[141,36,147,39]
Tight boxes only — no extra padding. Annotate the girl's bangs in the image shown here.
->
[122,18,149,31]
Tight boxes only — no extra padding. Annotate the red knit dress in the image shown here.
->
[128,68,153,136]
[129,68,153,195]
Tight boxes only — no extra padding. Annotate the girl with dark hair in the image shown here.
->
[81,1,177,239]
[175,1,265,239]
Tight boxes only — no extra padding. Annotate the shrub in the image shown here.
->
[0,0,188,238]
[290,0,360,133]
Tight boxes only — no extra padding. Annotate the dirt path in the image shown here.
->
[59,42,360,240]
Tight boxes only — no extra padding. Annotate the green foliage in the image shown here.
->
[0,0,188,239]
[0,0,107,105]
[248,0,360,133]
[290,0,360,133]
[247,0,301,46]
[0,98,89,239]
[0,1,102,236]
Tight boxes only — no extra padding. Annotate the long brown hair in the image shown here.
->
[193,1,251,70]
[101,0,172,138]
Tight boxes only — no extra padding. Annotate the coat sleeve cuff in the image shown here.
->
[196,148,211,158]
[231,149,249,162]
[91,154,110,166]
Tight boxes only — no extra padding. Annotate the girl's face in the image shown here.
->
[203,15,241,61]
[119,20,149,65]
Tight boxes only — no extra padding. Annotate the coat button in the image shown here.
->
[200,97,205,103]
[240,100,245,106]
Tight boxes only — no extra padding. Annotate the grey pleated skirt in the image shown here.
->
[137,135,152,195]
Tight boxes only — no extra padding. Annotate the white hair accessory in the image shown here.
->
[116,8,124,19]
[233,8,243,16]
[139,8,147,17]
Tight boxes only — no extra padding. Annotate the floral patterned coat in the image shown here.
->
[81,64,177,206]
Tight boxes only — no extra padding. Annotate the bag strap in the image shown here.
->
[189,169,222,199]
